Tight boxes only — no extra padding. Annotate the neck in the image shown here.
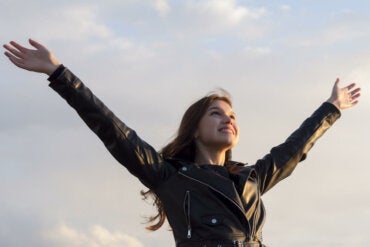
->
[194,145,227,166]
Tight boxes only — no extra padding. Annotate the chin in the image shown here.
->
[220,139,238,150]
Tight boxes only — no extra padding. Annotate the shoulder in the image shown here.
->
[225,160,253,174]
[163,156,193,170]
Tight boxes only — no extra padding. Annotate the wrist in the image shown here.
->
[326,98,340,110]
[45,63,61,76]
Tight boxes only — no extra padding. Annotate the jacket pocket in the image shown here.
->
[183,190,191,239]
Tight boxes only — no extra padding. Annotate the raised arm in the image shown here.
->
[254,80,361,195]
[3,39,171,189]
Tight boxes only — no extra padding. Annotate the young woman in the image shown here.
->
[3,39,361,247]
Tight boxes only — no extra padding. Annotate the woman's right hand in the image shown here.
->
[3,39,61,76]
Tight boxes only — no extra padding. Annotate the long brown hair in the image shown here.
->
[142,90,233,231]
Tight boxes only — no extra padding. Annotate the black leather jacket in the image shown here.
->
[48,65,341,247]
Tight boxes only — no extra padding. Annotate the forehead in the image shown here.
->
[208,100,233,112]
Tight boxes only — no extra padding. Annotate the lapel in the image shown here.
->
[177,160,246,213]
[226,161,256,196]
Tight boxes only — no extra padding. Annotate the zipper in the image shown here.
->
[251,198,260,238]
[257,200,266,242]
[251,176,264,239]
[179,172,251,236]
[183,190,191,238]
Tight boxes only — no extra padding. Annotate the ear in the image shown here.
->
[194,129,199,139]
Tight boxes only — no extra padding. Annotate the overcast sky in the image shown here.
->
[1,0,370,246]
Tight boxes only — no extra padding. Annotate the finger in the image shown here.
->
[350,88,361,96]
[351,93,361,100]
[3,44,24,59]
[9,41,29,53]
[346,83,356,91]
[29,38,44,50]
[4,51,14,58]
[5,53,26,68]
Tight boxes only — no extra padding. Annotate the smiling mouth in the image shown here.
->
[219,127,234,134]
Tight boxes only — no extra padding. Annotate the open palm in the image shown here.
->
[3,39,61,75]
[327,79,361,110]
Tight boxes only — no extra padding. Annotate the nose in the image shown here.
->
[223,115,233,124]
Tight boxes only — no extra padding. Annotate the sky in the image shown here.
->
[1,0,370,246]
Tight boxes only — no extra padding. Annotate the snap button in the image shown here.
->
[181,166,188,171]
[211,218,217,224]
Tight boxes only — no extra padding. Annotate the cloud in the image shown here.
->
[4,3,139,51]
[43,223,144,247]
[56,4,111,40]
[280,4,291,11]
[297,23,364,48]
[190,0,266,27]
[153,0,170,17]
[0,3,110,42]
[289,10,369,49]
[243,45,271,56]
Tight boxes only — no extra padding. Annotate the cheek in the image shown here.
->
[197,119,217,139]
[231,132,240,148]
[198,125,214,139]
[233,122,239,136]
[200,117,217,130]
[234,133,240,143]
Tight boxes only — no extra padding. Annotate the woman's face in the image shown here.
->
[195,100,239,151]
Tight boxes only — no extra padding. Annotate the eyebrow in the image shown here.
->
[208,106,236,116]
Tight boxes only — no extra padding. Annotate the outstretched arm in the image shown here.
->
[3,39,170,189]
[327,78,361,110]
[255,79,361,194]
[3,39,61,75]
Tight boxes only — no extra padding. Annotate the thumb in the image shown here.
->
[334,78,340,88]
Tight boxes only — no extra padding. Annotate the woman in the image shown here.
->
[3,39,361,247]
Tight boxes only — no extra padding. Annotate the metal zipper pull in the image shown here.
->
[187,228,192,238]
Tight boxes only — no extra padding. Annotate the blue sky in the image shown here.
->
[1,1,369,246]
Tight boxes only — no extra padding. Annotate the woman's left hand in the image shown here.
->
[327,78,361,110]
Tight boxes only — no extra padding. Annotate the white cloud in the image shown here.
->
[32,3,157,62]
[5,3,132,50]
[289,12,369,49]
[243,45,271,56]
[153,0,171,17]
[280,4,291,11]
[43,223,144,247]
[5,4,112,43]
[172,0,268,38]
[192,0,266,26]
[59,5,112,39]
[298,24,362,47]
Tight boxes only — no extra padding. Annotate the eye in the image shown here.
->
[230,114,236,120]
[210,111,220,116]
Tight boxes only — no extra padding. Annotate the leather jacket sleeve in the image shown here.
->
[48,66,172,189]
[253,102,341,195]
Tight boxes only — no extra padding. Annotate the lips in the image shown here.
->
[219,127,235,135]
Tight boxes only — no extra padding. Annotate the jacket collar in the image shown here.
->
[176,160,247,213]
